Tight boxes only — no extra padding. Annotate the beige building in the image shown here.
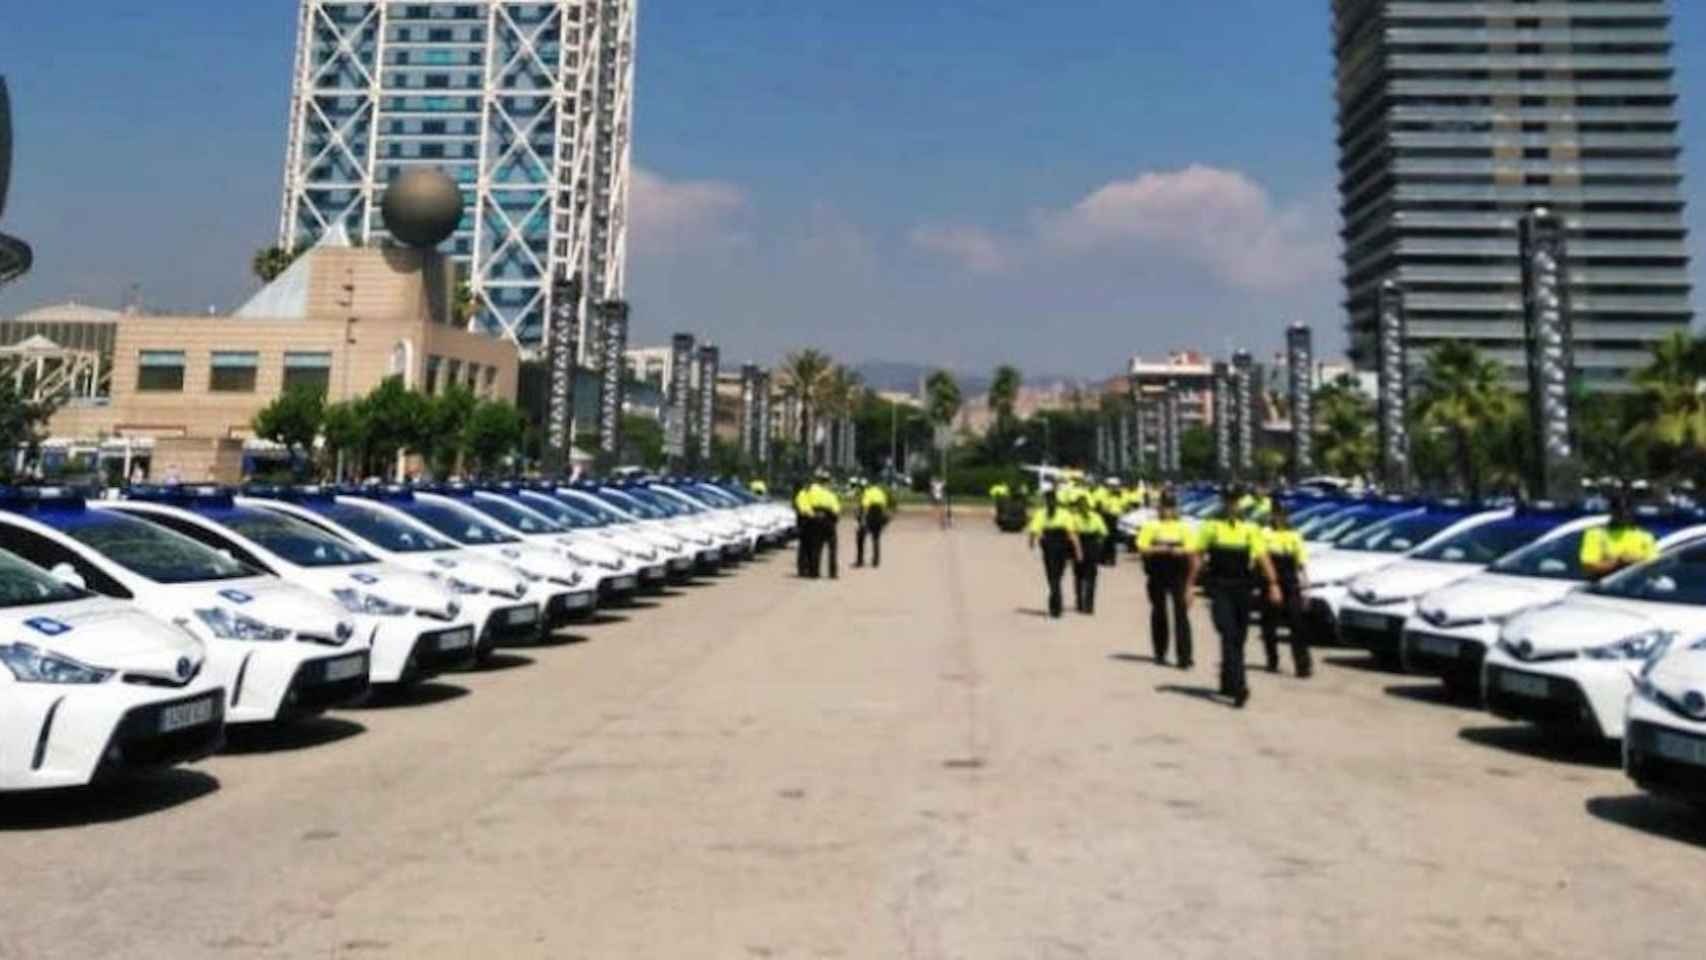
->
[8,238,520,481]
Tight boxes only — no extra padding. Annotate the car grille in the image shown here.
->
[1626,720,1706,800]
[283,656,370,714]
[97,693,226,775]
[1340,619,1403,660]
[545,592,592,629]
[1402,631,1487,677]
[1484,665,1597,733]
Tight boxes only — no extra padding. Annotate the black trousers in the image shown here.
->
[796,512,815,577]
[816,516,839,578]
[1146,572,1192,666]
[1040,533,1071,618]
[1260,583,1313,675]
[1210,585,1255,698]
[1075,534,1103,614]
[1100,515,1119,566]
[856,513,885,567]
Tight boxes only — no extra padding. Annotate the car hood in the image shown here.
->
[5,596,204,680]
[1413,573,1577,628]
[1348,559,1478,607]
[1499,594,1703,656]
[1310,550,1399,586]
[1644,646,1706,716]
[479,542,586,588]
[415,552,531,597]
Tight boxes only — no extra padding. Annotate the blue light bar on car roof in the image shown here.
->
[339,483,415,504]
[0,485,88,512]
[124,484,235,509]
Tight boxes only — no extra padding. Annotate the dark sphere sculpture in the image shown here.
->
[381,169,462,249]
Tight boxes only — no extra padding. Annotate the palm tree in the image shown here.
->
[1414,342,1517,498]
[452,281,478,327]
[989,365,1022,433]
[778,349,833,465]
[925,369,963,430]
[251,245,299,284]
[1628,331,1706,478]
[1314,374,1375,481]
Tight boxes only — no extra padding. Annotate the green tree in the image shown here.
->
[1627,331,1706,483]
[452,281,478,327]
[1314,374,1376,482]
[358,376,430,477]
[463,399,527,474]
[251,385,325,474]
[251,245,301,284]
[320,401,368,479]
[1180,425,1215,479]
[622,414,665,469]
[778,349,833,465]
[0,380,58,482]
[924,369,963,428]
[1414,342,1518,498]
[989,364,1023,448]
[421,385,478,477]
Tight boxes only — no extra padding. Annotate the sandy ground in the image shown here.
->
[4,514,1706,959]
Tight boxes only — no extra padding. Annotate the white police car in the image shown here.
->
[553,486,726,571]
[1486,539,1706,741]
[339,487,597,629]
[647,482,775,552]
[1402,510,1706,698]
[594,483,748,564]
[1338,505,1584,666]
[1308,502,1491,646]
[1625,635,1706,804]
[234,488,552,657]
[0,489,369,724]
[467,486,663,591]
[0,544,225,791]
[492,483,690,583]
[695,480,797,545]
[103,487,480,679]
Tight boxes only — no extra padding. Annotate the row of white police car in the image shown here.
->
[1137,489,1706,808]
[0,479,795,792]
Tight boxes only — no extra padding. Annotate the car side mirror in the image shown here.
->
[50,562,87,590]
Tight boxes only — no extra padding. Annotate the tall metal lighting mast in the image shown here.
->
[1376,280,1410,492]
[1287,324,1315,482]
[1520,207,1581,501]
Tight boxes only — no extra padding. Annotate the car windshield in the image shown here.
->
[686,485,740,508]
[1489,528,1596,582]
[595,488,668,520]
[563,491,633,523]
[0,547,88,606]
[308,502,455,554]
[397,502,522,545]
[1338,512,1466,554]
[1409,515,1560,565]
[208,508,376,568]
[516,492,603,529]
[1308,506,1405,545]
[644,487,705,514]
[460,496,565,534]
[712,484,757,505]
[1286,502,1344,527]
[1589,544,1706,606]
[63,511,255,583]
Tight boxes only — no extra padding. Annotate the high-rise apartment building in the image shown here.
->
[1333,0,1692,387]
[278,1,636,355]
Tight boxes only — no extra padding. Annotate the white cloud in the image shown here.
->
[1036,164,1334,291]
[908,223,1009,274]
[799,202,873,270]
[628,166,748,255]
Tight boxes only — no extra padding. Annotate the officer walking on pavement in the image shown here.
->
[1068,488,1107,615]
[855,478,891,569]
[1188,487,1282,708]
[1098,478,1124,566]
[1259,502,1313,678]
[1027,486,1083,619]
[1581,491,1658,579]
[794,479,815,577]
[1136,490,1196,669]
[806,468,843,579]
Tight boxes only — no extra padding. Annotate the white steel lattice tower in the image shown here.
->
[279,1,636,357]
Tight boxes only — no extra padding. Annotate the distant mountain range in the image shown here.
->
[853,361,1081,397]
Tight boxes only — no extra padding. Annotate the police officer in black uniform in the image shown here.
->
[1187,487,1282,708]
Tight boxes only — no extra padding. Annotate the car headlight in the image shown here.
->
[444,576,484,596]
[550,571,584,588]
[330,589,412,618]
[0,643,114,684]
[1583,629,1673,662]
[195,607,293,641]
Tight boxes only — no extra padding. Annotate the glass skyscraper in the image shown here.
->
[1332,0,1693,386]
[279,1,635,355]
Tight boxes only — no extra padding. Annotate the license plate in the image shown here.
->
[1342,610,1395,631]
[612,576,638,591]
[1498,671,1551,699]
[507,605,539,626]
[436,628,473,651]
[1653,730,1706,767]
[159,697,216,734]
[641,566,665,580]
[564,592,594,609]
[1415,634,1460,657]
[669,558,692,570]
[323,654,367,683]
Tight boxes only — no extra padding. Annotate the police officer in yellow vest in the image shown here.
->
[750,478,769,497]
[1581,492,1659,579]
[1068,488,1108,614]
[1027,486,1082,619]
[793,480,815,578]
[1137,490,1197,668]
[1188,487,1282,708]
[855,479,891,569]
[1259,502,1313,678]
[1098,478,1124,567]
[805,469,843,579]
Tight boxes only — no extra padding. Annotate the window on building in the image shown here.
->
[425,355,443,395]
[446,358,463,387]
[282,351,332,395]
[137,350,185,392]
[482,365,497,397]
[209,351,259,393]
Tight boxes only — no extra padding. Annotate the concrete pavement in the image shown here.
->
[4,514,1706,959]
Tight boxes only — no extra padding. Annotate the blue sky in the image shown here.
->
[2,1,1702,377]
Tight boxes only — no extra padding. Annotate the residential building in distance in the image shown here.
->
[278,1,637,355]
[1332,0,1693,387]
[1129,351,1216,431]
